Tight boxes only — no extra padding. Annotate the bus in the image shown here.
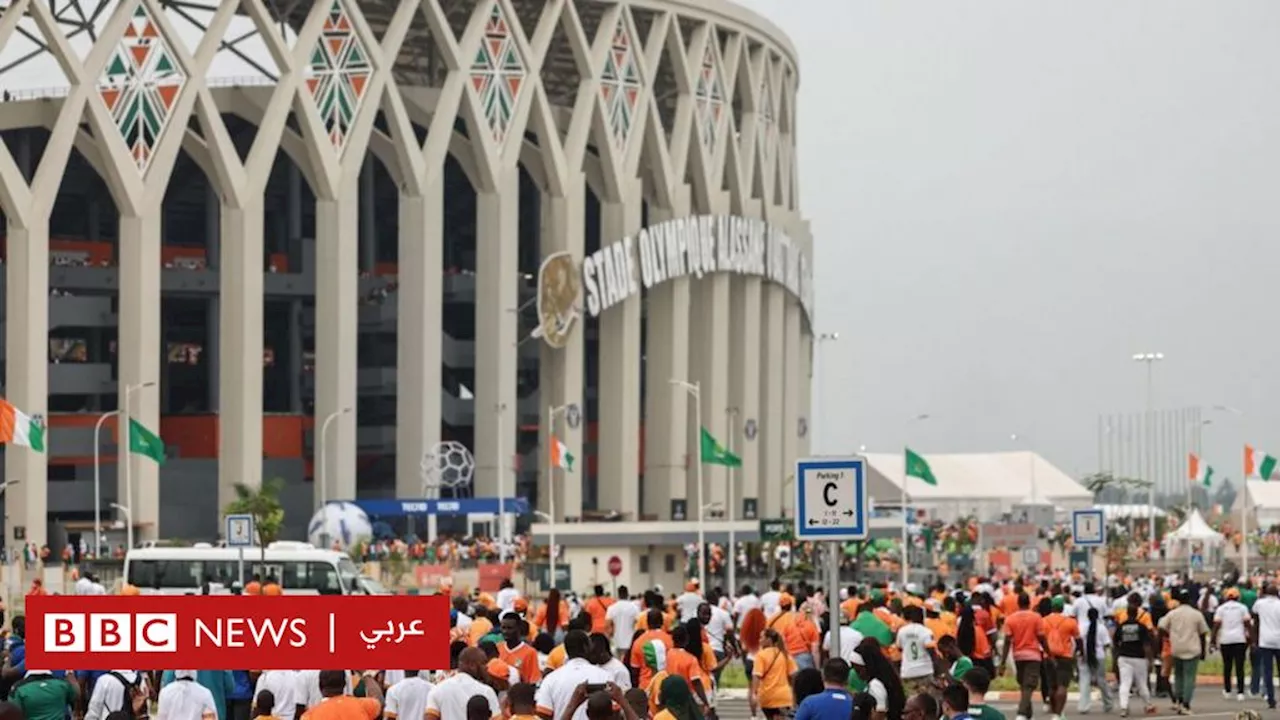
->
[124,541,391,595]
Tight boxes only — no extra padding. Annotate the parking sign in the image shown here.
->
[1071,508,1106,547]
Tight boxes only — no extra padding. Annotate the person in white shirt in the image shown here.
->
[1077,607,1114,714]
[698,598,735,685]
[733,585,761,619]
[760,581,783,618]
[383,671,435,720]
[426,648,501,720]
[1251,585,1280,709]
[895,606,934,691]
[1213,587,1251,700]
[589,633,632,689]
[534,630,611,720]
[452,596,473,632]
[85,670,143,720]
[675,582,703,622]
[158,670,218,720]
[254,670,299,720]
[496,580,521,613]
[823,612,864,664]
[1073,582,1112,622]
[605,587,641,657]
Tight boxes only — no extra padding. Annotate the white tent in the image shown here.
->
[861,451,1093,522]
[1166,509,1223,544]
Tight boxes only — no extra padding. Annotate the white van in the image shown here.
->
[124,541,390,595]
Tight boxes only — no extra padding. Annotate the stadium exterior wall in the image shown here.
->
[0,0,814,545]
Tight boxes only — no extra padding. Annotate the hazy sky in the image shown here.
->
[737,0,1280,482]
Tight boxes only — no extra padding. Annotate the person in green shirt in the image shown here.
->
[961,666,1007,720]
[10,671,77,720]
[850,597,894,648]
[938,635,974,682]
[1240,583,1258,610]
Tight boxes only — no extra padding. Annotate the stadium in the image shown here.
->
[0,0,814,588]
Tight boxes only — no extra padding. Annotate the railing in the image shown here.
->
[1,76,278,102]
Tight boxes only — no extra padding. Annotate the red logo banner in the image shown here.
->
[25,595,451,671]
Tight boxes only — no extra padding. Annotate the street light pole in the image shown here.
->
[726,406,739,595]
[121,381,156,550]
[1133,352,1164,550]
[93,410,121,559]
[671,379,704,591]
[496,402,508,563]
[318,407,352,508]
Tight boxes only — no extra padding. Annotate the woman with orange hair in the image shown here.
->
[738,606,766,678]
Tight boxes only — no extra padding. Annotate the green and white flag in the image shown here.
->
[1188,453,1213,487]
[904,447,937,486]
[700,427,741,467]
[129,418,166,465]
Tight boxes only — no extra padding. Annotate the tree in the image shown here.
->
[223,477,286,569]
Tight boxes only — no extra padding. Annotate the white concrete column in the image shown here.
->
[395,186,443,499]
[596,179,642,517]
[781,297,802,516]
[4,222,48,547]
[118,214,162,540]
[473,169,519,500]
[315,189,359,505]
[538,173,585,520]
[217,201,265,508]
[758,283,786,518]
[690,218,731,513]
[359,158,377,273]
[642,187,691,520]
[728,268,762,519]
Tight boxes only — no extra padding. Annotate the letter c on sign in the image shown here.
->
[141,618,168,648]
[823,482,837,506]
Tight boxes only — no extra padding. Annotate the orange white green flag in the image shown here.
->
[550,436,575,472]
[0,399,44,452]
[1245,445,1277,480]
[1187,453,1213,487]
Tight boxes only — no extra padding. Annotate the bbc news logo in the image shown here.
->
[46,613,177,652]
[26,595,449,670]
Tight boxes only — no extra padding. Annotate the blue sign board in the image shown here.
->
[795,457,868,541]
[225,514,254,547]
[351,497,530,517]
[1071,508,1106,547]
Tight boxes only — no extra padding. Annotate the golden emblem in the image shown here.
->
[534,252,581,349]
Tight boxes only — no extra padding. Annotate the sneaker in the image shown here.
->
[1119,710,1127,718]
[1225,690,1235,700]
[1239,693,1246,702]
[1144,706,1157,715]
[1176,707,1191,716]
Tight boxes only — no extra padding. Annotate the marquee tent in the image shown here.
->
[1165,509,1223,544]
[861,451,1093,522]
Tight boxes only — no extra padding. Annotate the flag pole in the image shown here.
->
[1243,447,1250,582]
[547,404,556,591]
[901,448,909,588]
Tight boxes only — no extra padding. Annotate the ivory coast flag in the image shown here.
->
[1245,445,1278,480]
[0,399,44,452]
[1188,453,1213,487]
[550,436,575,472]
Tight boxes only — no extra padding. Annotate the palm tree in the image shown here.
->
[223,477,286,569]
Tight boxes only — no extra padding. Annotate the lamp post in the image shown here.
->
[110,502,133,556]
[317,407,352,507]
[725,406,740,595]
[121,381,156,550]
[671,379,705,591]
[1212,405,1247,577]
[496,402,509,563]
[545,403,576,588]
[93,410,120,559]
[1133,352,1164,549]
[901,413,930,588]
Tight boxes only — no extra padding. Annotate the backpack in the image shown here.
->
[105,671,148,719]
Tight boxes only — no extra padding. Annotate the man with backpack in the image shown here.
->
[85,670,148,720]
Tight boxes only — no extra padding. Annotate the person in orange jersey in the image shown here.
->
[1041,596,1078,718]
[244,574,263,596]
[583,584,614,634]
[498,613,542,685]
[533,589,570,640]
[503,682,539,720]
[26,578,46,596]
[630,608,674,689]
[998,592,1049,720]
[261,576,282,596]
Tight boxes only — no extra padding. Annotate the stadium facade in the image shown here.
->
[0,0,813,554]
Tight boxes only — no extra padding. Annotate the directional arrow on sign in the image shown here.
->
[843,510,854,517]
[809,519,819,526]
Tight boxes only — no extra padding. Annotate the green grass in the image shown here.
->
[717,657,1227,692]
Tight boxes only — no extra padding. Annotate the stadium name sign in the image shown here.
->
[582,215,814,320]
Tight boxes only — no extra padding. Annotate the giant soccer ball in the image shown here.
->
[421,441,475,491]
[307,501,373,548]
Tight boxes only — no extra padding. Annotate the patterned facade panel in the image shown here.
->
[305,0,373,152]
[98,3,187,172]
[758,62,777,166]
[599,15,643,154]
[693,34,725,153]
[469,1,528,146]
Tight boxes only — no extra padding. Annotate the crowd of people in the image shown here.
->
[10,568,1280,720]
